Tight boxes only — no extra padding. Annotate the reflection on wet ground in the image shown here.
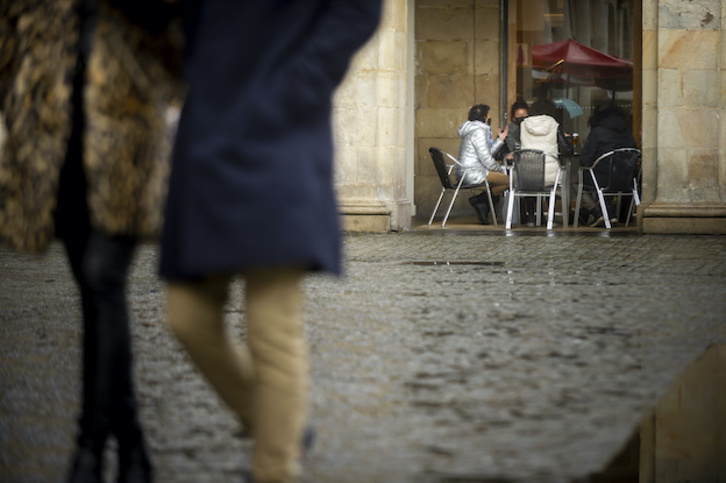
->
[1,232,726,482]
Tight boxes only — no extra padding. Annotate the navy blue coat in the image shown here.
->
[160,0,381,280]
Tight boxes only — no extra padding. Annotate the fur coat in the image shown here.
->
[0,0,182,252]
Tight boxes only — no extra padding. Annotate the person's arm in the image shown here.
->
[472,127,507,174]
[579,128,600,167]
[291,0,383,87]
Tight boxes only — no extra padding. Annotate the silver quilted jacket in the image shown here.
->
[455,120,506,185]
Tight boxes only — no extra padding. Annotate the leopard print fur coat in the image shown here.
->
[0,0,182,252]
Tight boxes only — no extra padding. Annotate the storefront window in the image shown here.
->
[514,0,636,137]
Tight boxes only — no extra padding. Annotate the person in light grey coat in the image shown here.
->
[455,104,509,224]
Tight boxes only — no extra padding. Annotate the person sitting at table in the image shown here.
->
[518,98,573,226]
[495,97,529,162]
[578,101,637,227]
[455,104,509,225]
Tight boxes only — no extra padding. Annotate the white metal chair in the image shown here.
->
[428,147,497,227]
[505,149,564,230]
[574,148,641,229]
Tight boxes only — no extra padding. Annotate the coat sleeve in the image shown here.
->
[472,128,506,174]
[579,128,601,167]
[296,0,382,86]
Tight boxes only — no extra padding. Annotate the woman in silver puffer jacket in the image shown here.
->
[455,104,509,224]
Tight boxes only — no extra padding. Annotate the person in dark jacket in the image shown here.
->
[0,1,181,481]
[579,101,637,226]
[159,2,382,482]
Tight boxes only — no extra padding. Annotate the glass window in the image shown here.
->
[514,0,636,137]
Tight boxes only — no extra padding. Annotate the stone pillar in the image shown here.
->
[414,0,502,221]
[640,0,726,234]
[334,0,413,232]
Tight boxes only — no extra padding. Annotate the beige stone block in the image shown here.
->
[657,0,720,30]
[720,73,726,109]
[642,216,726,234]
[416,40,469,75]
[640,108,657,150]
[657,69,684,107]
[415,75,429,109]
[656,147,689,202]
[332,143,357,186]
[683,70,719,108]
[416,7,474,41]
[642,0,658,30]
[680,108,719,149]
[341,213,391,233]
[380,0,406,33]
[686,148,720,190]
[474,74,500,114]
[656,109,685,148]
[658,30,719,70]
[416,107,466,138]
[474,39,500,75]
[357,72,405,108]
[378,31,406,73]
[642,29,658,72]
[333,107,377,147]
[427,75,475,108]
[375,145,406,185]
[642,69,658,108]
[355,146,384,185]
[474,3,499,42]
[376,107,406,147]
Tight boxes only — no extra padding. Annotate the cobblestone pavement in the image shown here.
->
[2,228,726,482]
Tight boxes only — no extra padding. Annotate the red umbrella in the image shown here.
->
[531,38,633,80]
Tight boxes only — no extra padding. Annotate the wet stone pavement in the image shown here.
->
[2,230,726,482]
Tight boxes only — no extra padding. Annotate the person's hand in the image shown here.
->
[498,124,509,141]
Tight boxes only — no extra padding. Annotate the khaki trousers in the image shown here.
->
[166,267,307,483]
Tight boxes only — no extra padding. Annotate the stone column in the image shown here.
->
[333,0,413,232]
[641,0,726,234]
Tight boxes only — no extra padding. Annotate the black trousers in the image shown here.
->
[55,51,143,450]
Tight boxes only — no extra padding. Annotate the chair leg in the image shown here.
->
[428,188,446,226]
[505,191,515,229]
[442,185,462,227]
[485,189,497,226]
[574,172,584,228]
[596,189,611,229]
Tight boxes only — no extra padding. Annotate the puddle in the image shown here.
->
[590,343,725,482]
[405,261,506,267]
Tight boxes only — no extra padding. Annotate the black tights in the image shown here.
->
[60,229,142,449]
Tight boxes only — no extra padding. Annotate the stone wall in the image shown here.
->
[334,0,413,232]
[415,0,503,221]
[641,0,726,233]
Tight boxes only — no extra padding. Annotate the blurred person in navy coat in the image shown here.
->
[159,1,382,481]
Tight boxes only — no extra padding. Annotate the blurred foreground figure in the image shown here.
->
[0,1,181,481]
[159,1,381,481]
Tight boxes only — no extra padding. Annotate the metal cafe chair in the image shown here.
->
[505,149,564,230]
[574,148,641,229]
[428,147,497,227]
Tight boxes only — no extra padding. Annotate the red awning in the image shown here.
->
[531,38,633,79]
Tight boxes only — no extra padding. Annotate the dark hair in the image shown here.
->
[468,104,490,122]
[510,97,528,118]
[527,98,558,119]
[588,101,627,128]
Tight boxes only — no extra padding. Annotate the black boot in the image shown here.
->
[115,406,153,483]
[67,443,103,483]
[468,194,491,225]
